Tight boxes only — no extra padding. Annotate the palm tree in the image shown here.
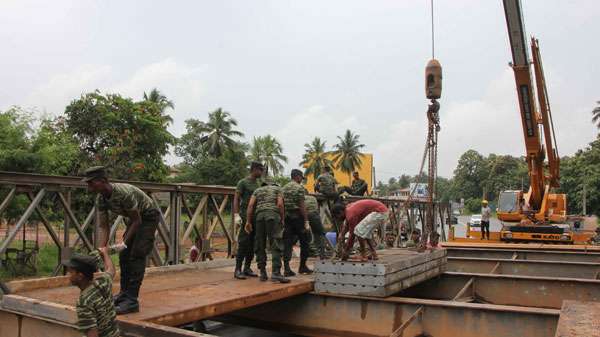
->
[249,135,288,176]
[198,108,244,157]
[300,137,333,180]
[143,88,174,125]
[332,129,365,184]
[593,101,600,129]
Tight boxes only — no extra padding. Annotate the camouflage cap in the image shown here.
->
[81,166,107,182]
[62,253,98,275]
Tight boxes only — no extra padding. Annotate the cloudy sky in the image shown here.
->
[1,0,598,181]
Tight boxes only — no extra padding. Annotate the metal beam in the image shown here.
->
[57,192,93,251]
[0,187,16,216]
[446,247,600,263]
[0,171,235,195]
[222,293,559,337]
[0,188,46,256]
[447,257,600,279]
[398,272,600,309]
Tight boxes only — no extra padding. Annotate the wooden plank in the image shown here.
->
[0,294,77,324]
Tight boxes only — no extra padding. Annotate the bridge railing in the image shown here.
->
[0,171,236,276]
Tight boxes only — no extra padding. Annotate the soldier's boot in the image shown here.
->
[234,257,247,280]
[271,271,291,284]
[298,258,313,275]
[243,259,258,277]
[115,297,139,315]
[112,292,127,306]
[259,267,268,282]
[283,262,296,277]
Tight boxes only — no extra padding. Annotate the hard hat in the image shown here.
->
[482,200,488,204]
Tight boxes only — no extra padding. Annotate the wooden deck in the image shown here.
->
[2,259,314,329]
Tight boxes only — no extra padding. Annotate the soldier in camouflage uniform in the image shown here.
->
[83,166,160,314]
[64,247,119,337]
[233,161,264,279]
[315,166,339,201]
[283,169,313,276]
[338,171,368,196]
[245,179,290,283]
[305,191,326,260]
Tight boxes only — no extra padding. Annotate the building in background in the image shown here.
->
[303,153,374,195]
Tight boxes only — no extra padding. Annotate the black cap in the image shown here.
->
[82,166,107,182]
[62,253,98,275]
[250,161,264,171]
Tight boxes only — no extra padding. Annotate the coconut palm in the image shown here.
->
[142,88,174,125]
[249,135,288,176]
[198,108,244,157]
[300,137,333,180]
[593,101,600,129]
[332,129,365,184]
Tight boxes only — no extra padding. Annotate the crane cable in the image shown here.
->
[431,0,435,59]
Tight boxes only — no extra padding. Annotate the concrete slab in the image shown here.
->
[314,248,447,297]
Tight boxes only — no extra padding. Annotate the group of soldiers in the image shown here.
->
[60,163,374,337]
[232,161,378,283]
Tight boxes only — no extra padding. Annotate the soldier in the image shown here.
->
[83,166,160,314]
[315,166,339,202]
[245,179,290,283]
[64,247,119,337]
[233,161,264,279]
[338,171,368,196]
[304,191,326,260]
[283,169,313,276]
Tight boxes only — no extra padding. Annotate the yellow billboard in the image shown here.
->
[303,153,373,194]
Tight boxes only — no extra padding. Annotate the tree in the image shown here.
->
[398,174,411,189]
[64,91,175,181]
[143,88,174,113]
[592,101,600,129]
[560,136,600,215]
[249,135,287,176]
[452,150,488,200]
[300,137,333,180]
[332,129,365,184]
[193,108,244,158]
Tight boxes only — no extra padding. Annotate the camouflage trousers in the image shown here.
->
[119,210,159,300]
[254,211,284,273]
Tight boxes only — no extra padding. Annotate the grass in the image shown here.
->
[0,243,120,283]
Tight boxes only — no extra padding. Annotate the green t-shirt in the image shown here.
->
[316,173,337,194]
[98,183,156,217]
[283,181,305,212]
[305,195,319,215]
[253,185,281,215]
[236,177,260,216]
[76,273,120,337]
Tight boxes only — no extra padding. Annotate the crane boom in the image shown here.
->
[497,0,567,238]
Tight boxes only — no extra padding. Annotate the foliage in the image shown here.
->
[272,175,292,187]
[592,101,600,129]
[332,129,365,184]
[249,135,287,176]
[300,137,333,180]
[173,147,249,186]
[452,149,488,200]
[464,197,483,214]
[174,115,249,186]
[185,108,244,158]
[64,91,175,181]
[560,136,600,215]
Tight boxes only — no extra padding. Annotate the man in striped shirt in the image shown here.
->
[64,247,119,337]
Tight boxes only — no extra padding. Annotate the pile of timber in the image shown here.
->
[314,248,447,297]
